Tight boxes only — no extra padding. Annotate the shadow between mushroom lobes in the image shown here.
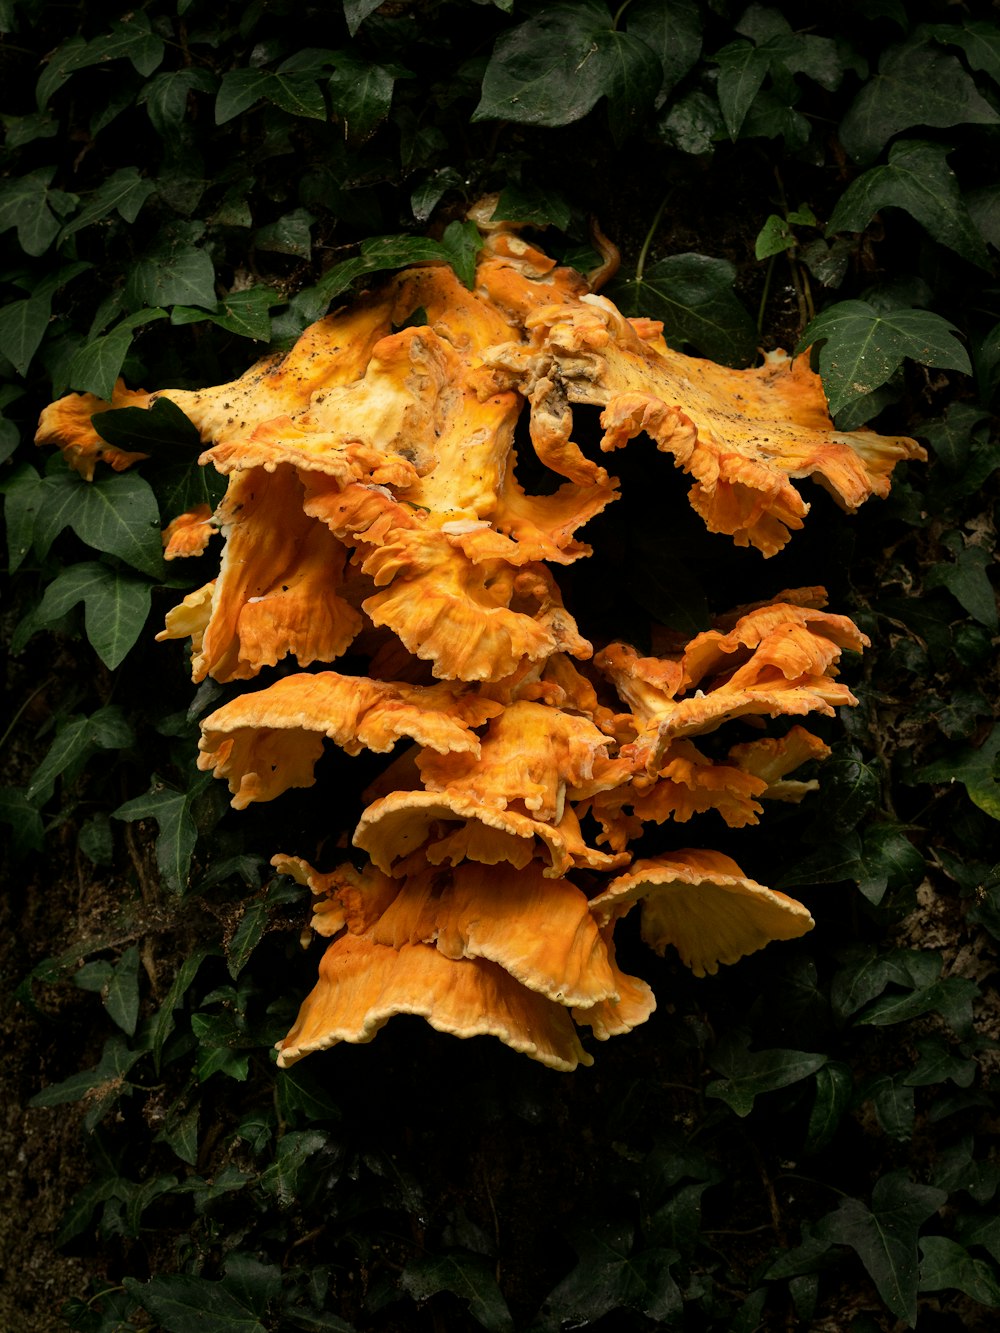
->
[36,212,919,1068]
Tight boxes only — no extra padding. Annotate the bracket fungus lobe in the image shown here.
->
[37,208,922,1070]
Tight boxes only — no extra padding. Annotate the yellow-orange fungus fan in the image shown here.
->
[589,850,814,977]
[199,672,502,808]
[38,209,921,1069]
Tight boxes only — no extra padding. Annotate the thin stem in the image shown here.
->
[635,194,669,288]
[757,255,776,336]
[612,0,634,29]
[0,684,45,753]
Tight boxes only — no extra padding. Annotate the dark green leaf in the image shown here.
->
[29,1034,142,1130]
[269,73,327,121]
[113,779,203,894]
[329,53,394,142]
[626,0,702,106]
[60,166,156,240]
[139,68,218,138]
[473,1,621,128]
[919,1237,1000,1306]
[805,1061,853,1153]
[35,562,152,669]
[776,832,863,889]
[856,977,980,1037]
[255,209,315,259]
[603,30,661,146]
[612,253,756,365]
[831,944,941,1021]
[226,901,268,980]
[925,540,997,629]
[343,0,384,38]
[104,946,140,1036]
[69,310,169,399]
[401,1254,513,1332]
[798,301,971,415]
[904,1035,977,1088]
[215,69,272,125]
[33,468,163,576]
[712,41,771,139]
[706,1037,828,1117]
[155,1104,200,1166]
[127,244,217,311]
[0,788,45,859]
[0,166,77,255]
[827,140,989,268]
[172,287,281,341]
[123,1275,267,1333]
[657,89,723,154]
[0,293,50,375]
[438,219,483,289]
[259,1131,328,1206]
[149,951,211,1070]
[866,1072,915,1141]
[918,723,1000,821]
[817,1173,947,1325]
[222,1255,282,1316]
[839,35,1000,164]
[93,396,202,455]
[857,823,925,905]
[492,183,572,231]
[818,751,881,834]
[1,461,41,571]
[540,1222,681,1324]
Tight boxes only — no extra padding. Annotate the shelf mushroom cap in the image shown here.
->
[589,849,814,977]
[276,933,594,1072]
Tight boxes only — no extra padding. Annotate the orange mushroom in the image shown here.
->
[37,210,920,1071]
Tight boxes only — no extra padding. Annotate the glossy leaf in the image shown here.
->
[401,1254,514,1332]
[35,561,152,669]
[817,1172,947,1326]
[707,1037,828,1117]
[827,140,989,268]
[114,778,204,893]
[0,166,77,255]
[329,53,395,142]
[919,1236,1000,1307]
[798,301,971,415]
[60,166,156,240]
[540,1221,681,1325]
[93,396,202,456]
[919,723,1000,821]
[839,34,1000,164]
[712,40,770,139]
[627,0,702,106]
[805,1061,853,1153]
[612,253,756,365]
[123,1275,267,1333]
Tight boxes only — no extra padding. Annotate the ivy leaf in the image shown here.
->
[34,561,152,669]
[706,1038,828,1116]
[59,166,157,241]
[401,1254,513,1332]
[254,209,315,259]
[612,253,756,365]
[29,1034,142,1131]
[603,30,662,145]
[138,68,218,139]
[712,41,771,138]
[343,0,385,38]
[827,140,989,268]
[173,287,281,341]
[100,945,141,1036]
[856,822,925,905]
[933,20,1000,88]
[149,951,211,1071]
[328,52,395,143]
[123,1275,267,1333]
[539,1221,681,1325]
[817,1173,947,1326]
[919,1237,1000,1307]
[0,292,51,375]
[918,723,1000,821]
[925,537,997,629]
[258,1131,328,1206]
[215,70,272,125]
[626,0,702,107]
[798,301,970,415]
[865,1071,916,1141]
[27,704,132,804]
[268,73,327,121]
[805,1061,853,1153]
[438,219,484,289]
[473,0,634,128]
[114,777,207,894]
[127,243,217,311]
[69,309,169,399]
[92,396,202,456]
[33,468,163,576]
[657,89,723,154]
[492,182,572,231]
[839,34,1000,164]
[0,166,78,255]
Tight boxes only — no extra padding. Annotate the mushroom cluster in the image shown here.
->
[38,210,923,1070]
